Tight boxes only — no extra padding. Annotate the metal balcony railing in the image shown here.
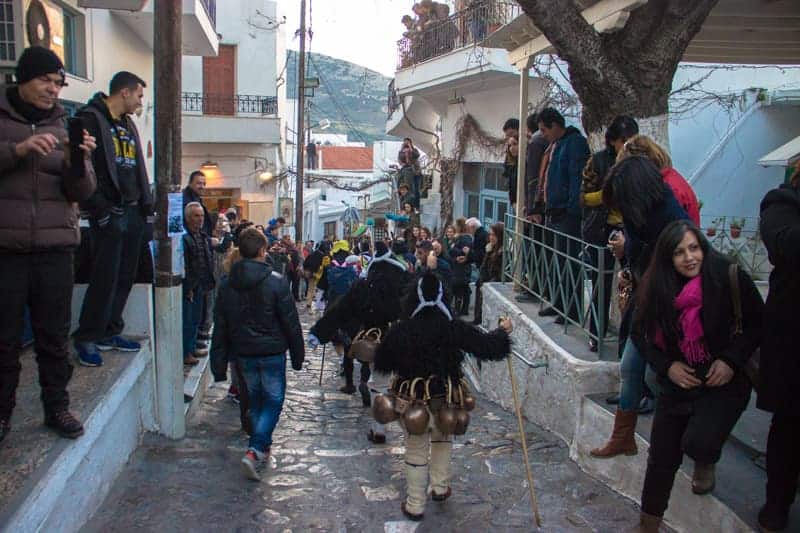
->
[181,92,278,116]
[397,0,521,70]
[200,0,216,28]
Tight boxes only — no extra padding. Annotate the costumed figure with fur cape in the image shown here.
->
[372,272,513,521]
[308,241,414,443]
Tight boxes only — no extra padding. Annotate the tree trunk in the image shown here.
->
[517,0,718,151]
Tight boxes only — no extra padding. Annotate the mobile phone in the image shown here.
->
[67,116,85,176]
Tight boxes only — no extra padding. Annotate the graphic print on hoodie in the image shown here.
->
[111,117,141,204]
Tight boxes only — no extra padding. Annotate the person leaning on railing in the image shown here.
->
[580,115,639,351]
[590,156,689,461]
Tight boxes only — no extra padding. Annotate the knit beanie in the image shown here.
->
[16,46,67,86]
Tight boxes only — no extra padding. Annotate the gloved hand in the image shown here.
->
[308,334,320,350]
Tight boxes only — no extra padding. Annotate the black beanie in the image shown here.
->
[16,46,67,86]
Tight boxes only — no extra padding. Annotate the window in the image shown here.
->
[462,163,480,192]
[324,221,337,240]
[0,0,15,62]
[465,193,479,219]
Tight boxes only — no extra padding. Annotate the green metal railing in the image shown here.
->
[502,214,617,359]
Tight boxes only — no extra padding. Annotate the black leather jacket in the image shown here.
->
[210,259,305,380]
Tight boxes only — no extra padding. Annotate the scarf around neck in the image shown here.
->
[653,276,711,365]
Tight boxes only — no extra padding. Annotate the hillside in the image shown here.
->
[286,50,396,145]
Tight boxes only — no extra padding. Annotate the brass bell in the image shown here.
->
[453,409,470,435]
[435,378,458,434]
[372,393,398,424]
[393,380,411,415]
[403,378,430,435]
[460,379,476,412]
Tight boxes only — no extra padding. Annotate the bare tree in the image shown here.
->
[516,0,719,145]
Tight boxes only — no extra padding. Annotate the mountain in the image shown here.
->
[286,50,396,145]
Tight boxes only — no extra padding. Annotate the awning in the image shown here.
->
[758,136,800,167]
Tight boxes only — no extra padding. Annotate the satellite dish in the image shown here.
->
[26,0,51,49]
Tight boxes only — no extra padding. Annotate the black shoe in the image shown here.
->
[515,293,537,303]
[339,384,356,394]
[401,502,424,521]
[359,382,371,407]
[638,397,656,415]
[432,486,452,502]
[367,429,386,444]
[554,316,566,325]
[0,418,10,443]
[538,307,558,317]
[197,332,211,341]
[758,502,789,532]
[44,410,85,439]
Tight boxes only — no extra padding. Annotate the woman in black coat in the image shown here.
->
[757,163,800,532]
[473,222,504,325]
[631,221,762,531]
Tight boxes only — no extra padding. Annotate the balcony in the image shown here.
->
[181,93,278,116]
[181,92,281,145]
[396,0,520,70]
[111,0,219,56]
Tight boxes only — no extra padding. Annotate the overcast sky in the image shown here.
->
[281,0,418,77]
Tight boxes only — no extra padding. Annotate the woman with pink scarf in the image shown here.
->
[630,221,763,531]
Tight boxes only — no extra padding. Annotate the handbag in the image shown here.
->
[728,264,760,388]
[617,268,633,315]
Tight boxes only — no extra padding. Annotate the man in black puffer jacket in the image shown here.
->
[210,227,304,481]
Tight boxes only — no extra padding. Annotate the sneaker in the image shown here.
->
[241,450,261,481]
[44,410,85,439]
[227,385,240,404]
[184,355,200,366]
[0,418,10,443]
[75,342,103,367]
[195,340,209,350]
[194,346,209,357]
[359,382,371,407]
[96,336,141,352]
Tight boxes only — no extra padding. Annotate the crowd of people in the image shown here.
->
[1,44,798,532]
[399,0,501,66]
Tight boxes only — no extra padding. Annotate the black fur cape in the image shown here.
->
[373,284,511,381]
[310,258,413,343]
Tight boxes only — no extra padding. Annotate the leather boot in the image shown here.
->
[403,462,429,518]
[692,462,716,494]
[590,409,638,458]
[633,512,662,532]
[429,440,453,501]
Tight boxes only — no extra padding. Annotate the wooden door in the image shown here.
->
[203,44,236,115]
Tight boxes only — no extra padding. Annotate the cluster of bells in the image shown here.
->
[372,376,476,435]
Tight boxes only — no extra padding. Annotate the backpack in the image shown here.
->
[325,263,358,303]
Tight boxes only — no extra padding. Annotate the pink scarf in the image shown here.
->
[653,276,711,365]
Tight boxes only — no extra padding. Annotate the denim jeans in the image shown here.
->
[240,354,287,453]
[182,287,205,356]
[619,338,646,411]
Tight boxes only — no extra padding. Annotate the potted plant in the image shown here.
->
[730,218,746,239]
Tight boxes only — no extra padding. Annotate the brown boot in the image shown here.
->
[634,512,662,532]
[590,409,638,458]
[692,462,715,494]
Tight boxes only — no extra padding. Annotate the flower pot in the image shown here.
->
[730,227,742,239]
[706,228,717,237]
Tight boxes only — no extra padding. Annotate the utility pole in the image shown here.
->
[153,0,185,438]
[294,0,307,241]
[306,100,312,187]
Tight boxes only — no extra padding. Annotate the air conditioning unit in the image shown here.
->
[77,0,148,10]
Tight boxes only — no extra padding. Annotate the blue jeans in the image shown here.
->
[619,339,646,411]
[182,287,205,356]
[240,354,287,453]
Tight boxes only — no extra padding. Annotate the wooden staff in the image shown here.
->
[318,343,326,387]
[502,317,542,527]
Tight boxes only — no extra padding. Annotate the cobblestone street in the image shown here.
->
[84,309,643,532]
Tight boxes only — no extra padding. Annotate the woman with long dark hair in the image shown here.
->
[591,156,689,459]
[449,217,473,316]
[473,222,504,325]
[630,221,762,531]
[756,159,800,532]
